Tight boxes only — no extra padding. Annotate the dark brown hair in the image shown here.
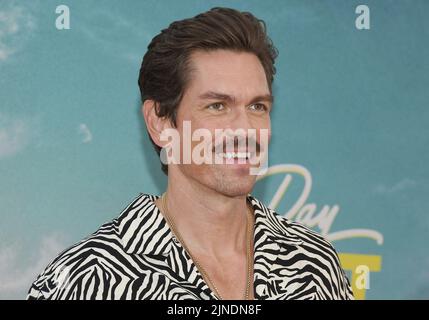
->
[138,7,278,175]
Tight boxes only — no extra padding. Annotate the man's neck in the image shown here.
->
[156,170,250,258]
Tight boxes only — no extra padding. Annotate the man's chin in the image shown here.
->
[176,164,257,195]
[215,176,256,197]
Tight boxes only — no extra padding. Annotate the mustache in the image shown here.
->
[212,136,262,153]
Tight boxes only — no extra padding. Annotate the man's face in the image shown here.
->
[171,49,272,197]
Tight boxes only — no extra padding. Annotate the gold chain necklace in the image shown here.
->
[159,192,254,300]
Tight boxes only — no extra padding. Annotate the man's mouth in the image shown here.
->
[216,151,252,160]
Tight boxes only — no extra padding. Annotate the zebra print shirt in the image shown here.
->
[27,193,354,300]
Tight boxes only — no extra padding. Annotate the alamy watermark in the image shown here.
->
[159,121,270,176]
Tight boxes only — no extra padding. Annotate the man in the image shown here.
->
[28,7,353,300]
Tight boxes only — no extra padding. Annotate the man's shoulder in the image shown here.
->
[252,196,354,299]
[27,224,122,299]
[273,209,335,249]
[27,193,153,300]
[250,195,343,268]
[250,195,332,246]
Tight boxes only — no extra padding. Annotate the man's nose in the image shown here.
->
[230,107,253,131]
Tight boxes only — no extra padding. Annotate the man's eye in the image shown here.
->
[249,103,268,112]
[207,103,225,111]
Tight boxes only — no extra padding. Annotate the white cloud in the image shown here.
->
[0,2,36,62]
[0,233,68,299]
[373,178,417,195]
[78,123,92,143]
[77,9,150,64]
[0,113,31,159]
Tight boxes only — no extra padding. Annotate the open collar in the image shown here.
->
[117,193,303,299]
[249,195,303,299]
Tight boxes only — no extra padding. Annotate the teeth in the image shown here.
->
[217,152,251,159]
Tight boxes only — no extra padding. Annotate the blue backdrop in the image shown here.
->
[1,0,428,299]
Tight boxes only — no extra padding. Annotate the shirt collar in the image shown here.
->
[117,193,174,255]
[117,193,302,256]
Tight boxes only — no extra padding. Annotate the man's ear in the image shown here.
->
[142,100,169,148]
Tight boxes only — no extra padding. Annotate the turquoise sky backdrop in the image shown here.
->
[1,0,428,299]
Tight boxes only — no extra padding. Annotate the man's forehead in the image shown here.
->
[186,50,270,98]
[189,50,263,73]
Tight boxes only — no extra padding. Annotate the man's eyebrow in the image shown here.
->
[198,91,274,104]
[198,91,236,103]
[250,94,274,104]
